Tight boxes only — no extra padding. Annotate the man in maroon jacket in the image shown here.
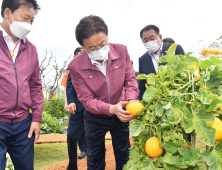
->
[69,15,139,170]
[0,0,43,170]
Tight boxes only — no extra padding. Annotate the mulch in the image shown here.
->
[41,136,133,170]
[37,132,112,144]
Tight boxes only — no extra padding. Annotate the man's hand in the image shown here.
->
[109,101,133,122]
[68,103,76,115]
[64,104,69,111]
[28,122,40,145]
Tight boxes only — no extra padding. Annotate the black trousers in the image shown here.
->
[84,110,130,170]
[0,114,34,170]
[67,111,87,170]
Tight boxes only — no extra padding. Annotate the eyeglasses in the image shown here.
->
[84,39,109,53]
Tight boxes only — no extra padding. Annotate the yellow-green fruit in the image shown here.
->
[126,102,144,116]
[201,46,210,56]
[210,49,220,55]
[207,117,222,141]
[145,137,163,158]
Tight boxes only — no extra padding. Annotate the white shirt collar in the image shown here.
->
[0,24,26,43]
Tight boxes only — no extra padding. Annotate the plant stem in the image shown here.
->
[213,140,222,150]
[175,81,192,92]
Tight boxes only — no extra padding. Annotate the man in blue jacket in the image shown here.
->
[66,47,87,170]
[138,25,185,101]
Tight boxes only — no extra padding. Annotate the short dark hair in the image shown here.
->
[140,25,160,39]
[1,0,41,18]
[163,38,175,44]
[74,47,83,56]
[75,15,108,46]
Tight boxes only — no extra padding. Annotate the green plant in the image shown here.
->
[124,44,222,170]
[43,100,49,112]
[41,112,65,134]
[6,153,14,170]
[44,97,69,119]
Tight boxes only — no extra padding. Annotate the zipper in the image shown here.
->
[106,77,110,104]
[11,62,18,124]
[106,61,112,104]
[11,45,31,124]
[91,60,112,104]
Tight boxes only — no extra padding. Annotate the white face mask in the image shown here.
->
[7,11,32,39]
[144,40,160,53]
[86,44,110,61]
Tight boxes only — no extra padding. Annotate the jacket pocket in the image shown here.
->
[108,60,125,79]
[21,83,32,108]
[0,85,11,110]
[108,61,125,90]
[83,71,106,95]
[109,60,125,73]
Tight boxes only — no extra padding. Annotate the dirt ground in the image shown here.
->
[37,132,112,144]
[42,136,133,170]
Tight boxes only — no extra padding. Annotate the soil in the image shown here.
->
[37,132,112,144]
[41,136,133,170]
[37,134,67,144]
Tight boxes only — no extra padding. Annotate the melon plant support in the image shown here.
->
[192,73,198,170]
[124,44,222,170]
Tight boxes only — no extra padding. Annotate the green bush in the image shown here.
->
[41,112,66,134]
[43,97,69,119]
[6,153,14,170]
[43,100,49,112]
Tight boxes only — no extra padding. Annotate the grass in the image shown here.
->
[34,142,68,170]
[34,140,112,170]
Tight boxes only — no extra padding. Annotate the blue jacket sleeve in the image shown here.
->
[176,44,185,55]
[66,73,76,104]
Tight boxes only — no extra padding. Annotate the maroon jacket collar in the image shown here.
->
[0,30,31,54]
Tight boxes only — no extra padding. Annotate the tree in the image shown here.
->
[207,36,222,50]
[39,49,72,99]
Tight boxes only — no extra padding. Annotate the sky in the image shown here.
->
[0,0,221,73]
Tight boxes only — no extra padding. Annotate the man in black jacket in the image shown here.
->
[139,25,185,100]
[66,47,87,170]
[138,25,191,142]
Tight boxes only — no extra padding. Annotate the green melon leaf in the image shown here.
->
[200,146,222,170]
[130,119,143,137]
[184,110,216,146]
